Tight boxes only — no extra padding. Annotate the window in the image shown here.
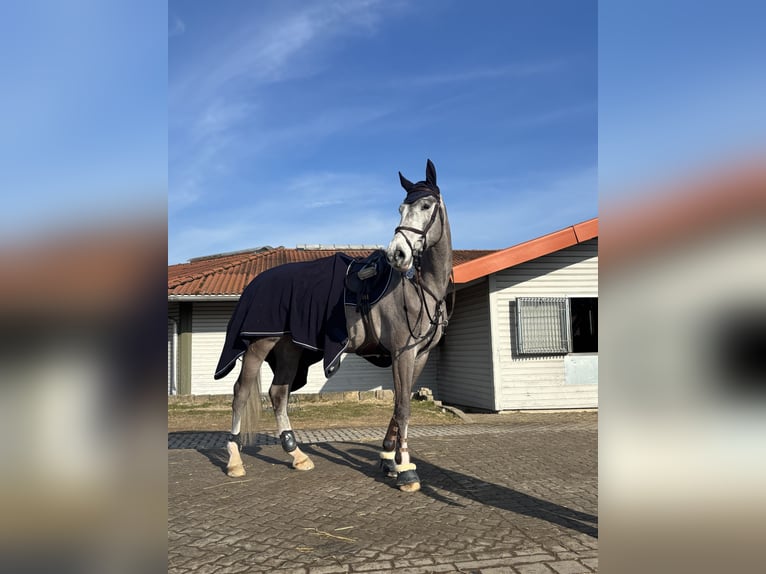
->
[516,296,598,355]
[570,297,598,353]
[516,297,571,354]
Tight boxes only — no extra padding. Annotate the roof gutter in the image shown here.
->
[453,217,598,284]
[167,295,241,302]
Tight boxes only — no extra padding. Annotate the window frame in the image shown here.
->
[515,296,572,355]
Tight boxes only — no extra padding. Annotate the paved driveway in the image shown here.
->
[168,414,597,573]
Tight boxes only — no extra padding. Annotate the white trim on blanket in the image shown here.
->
[239,330,323,352]
[214,350,245,379]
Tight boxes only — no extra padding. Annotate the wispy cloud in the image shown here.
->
[192,100,254,142]
[169,165,597,262]
[284,171,389,207]
[405,60,564,88]
[257,105,392,153]
[172,0,387,103]
[448,167,597,248]
[169,166,403,262]
[168,15,185,38]
[170,0,392,211]
[508,102,596,129]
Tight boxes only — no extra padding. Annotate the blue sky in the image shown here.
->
[168,0,598,264]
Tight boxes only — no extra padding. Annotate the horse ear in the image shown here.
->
[425,159,437,187]
[399,171,415,192]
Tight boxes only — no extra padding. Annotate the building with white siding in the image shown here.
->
[167,247,489,397]
[439,220,598,411]
[168,218,598,411]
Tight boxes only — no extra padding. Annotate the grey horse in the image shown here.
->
[223,159,452,492]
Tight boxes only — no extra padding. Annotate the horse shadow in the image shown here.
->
[188,435,597,538]
[197,437,289,472]
[299,441,598,538]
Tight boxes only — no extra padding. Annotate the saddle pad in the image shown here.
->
[344,249,395,308]
[214,253,354,381]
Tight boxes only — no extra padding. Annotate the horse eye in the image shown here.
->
[421,203,432,211]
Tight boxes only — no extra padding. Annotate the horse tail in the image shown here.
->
[240,363,263,448]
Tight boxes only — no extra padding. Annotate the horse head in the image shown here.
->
[387,159,444,272]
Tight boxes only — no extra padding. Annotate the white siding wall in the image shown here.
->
[491,239,598,410]
[437,280,495,410]
[191,302,240,395]
[187,302,433,395]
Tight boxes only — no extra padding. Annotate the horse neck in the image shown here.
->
[419,208,452,297]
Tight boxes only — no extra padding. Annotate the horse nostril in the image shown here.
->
[395,249,405,263]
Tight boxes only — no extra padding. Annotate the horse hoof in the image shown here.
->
[293,457,314,471]
[399,482,421,493]
[395,465,420,491]
[227,465,246,478]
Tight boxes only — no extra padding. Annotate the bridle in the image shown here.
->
[393,195,443,266]
[393,196,455,354]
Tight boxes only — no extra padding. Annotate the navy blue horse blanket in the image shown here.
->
[214,254,354,383]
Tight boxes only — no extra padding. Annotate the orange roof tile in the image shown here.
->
[452,217,598,284]
[168,247,496,297]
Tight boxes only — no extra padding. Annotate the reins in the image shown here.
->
[394,200,454,354]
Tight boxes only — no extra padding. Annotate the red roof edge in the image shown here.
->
[453,217,598,284]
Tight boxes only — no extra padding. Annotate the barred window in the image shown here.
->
[516,297,598,355]
[516,297,571,354]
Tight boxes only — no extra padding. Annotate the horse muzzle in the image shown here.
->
[386,238,412,272]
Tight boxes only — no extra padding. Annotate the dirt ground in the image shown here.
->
[168,395,463,432]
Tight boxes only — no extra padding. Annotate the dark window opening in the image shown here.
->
[570,297,597,353]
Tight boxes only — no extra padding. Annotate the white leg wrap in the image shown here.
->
[395,462,417,473]
[380,450,396,460]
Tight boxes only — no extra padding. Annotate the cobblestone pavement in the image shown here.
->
[168,414,597,573]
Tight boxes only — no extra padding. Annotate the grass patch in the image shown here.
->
[168,395,461,432]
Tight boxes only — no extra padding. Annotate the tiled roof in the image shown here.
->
[169,247,496,297]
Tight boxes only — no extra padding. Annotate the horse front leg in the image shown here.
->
[386,349,423,492]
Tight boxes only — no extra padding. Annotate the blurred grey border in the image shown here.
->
[0,1,166,573]
[0,1,764,573]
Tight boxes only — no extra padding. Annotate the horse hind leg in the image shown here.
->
[270,340,314,471]
[269,382,314,471]
[227,337,278,478]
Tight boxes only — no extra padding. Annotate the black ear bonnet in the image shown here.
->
[399,159,440,204]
